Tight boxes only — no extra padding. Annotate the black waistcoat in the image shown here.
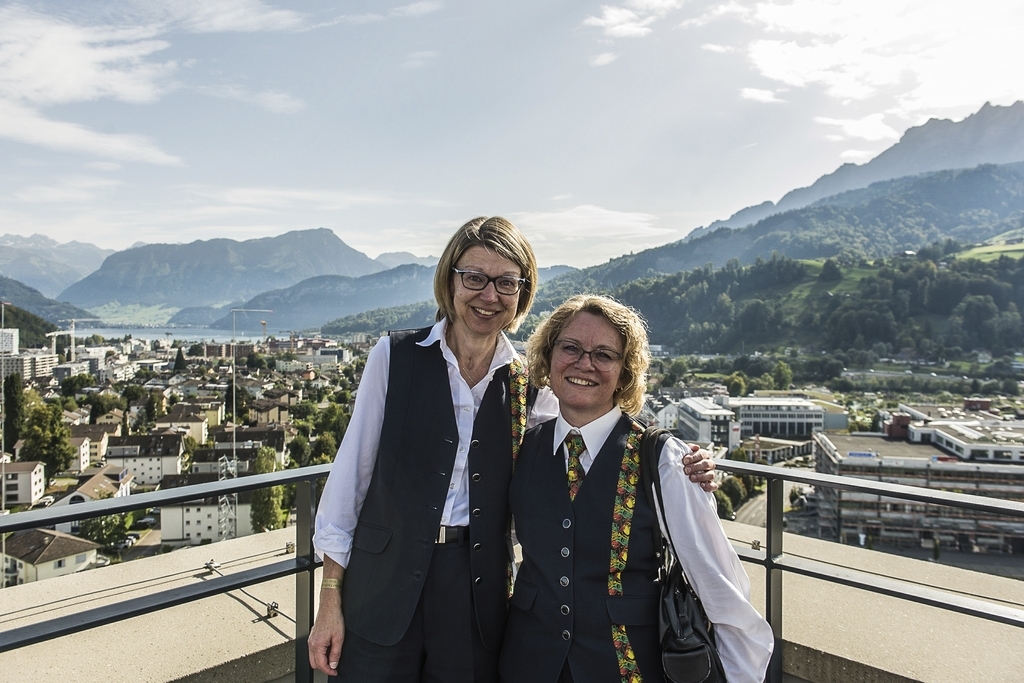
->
[500,415,665,683]
[341,327,515,649]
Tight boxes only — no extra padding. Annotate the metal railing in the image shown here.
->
[2,460,1024,683]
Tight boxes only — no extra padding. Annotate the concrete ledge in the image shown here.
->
[2,522,1021,683]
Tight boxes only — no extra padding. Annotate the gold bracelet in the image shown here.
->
[321,578,342,591]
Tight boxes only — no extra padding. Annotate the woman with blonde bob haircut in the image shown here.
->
[502,294,773,683]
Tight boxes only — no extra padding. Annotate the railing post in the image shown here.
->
[294,478,316,683]
[765,474,784,683]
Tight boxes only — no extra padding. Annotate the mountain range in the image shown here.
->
[0,234,115,298]
[3,101,1024,334]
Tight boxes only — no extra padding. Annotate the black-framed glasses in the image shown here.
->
[452,268,527,296]
[553,339,623,370]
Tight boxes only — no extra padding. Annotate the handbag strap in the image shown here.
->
[640,426,693,588]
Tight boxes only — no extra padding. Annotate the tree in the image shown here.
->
[187,343,205,357]
[726,372,746,397]
[714,490,734,520]
[3,373,25,453]
[250,446,284,532]
[288,434,312,467]
[311,433,337,464]
[22,401,75,476]
[720,476,747,510]
[772,361,793,390]
[61,373,93,397]
[173,348,187,371]
[89,394,126,424]
[78,499,132,550]
[819,258,842,282]
[315,403,348,446]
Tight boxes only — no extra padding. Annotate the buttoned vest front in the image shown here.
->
[500,415,665,683]
[341,327,516,650]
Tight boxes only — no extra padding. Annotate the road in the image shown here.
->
[733,462,801,527]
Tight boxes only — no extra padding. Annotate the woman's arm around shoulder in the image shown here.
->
[658,437,775,683]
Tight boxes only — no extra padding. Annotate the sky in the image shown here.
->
[1,0,1023,269]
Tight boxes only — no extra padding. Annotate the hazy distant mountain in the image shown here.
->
[375,251,439,269]
[696,101,1024,236]
[58,228,386,310]
[211,263,438,331]
[0,234,115,297]
[0,274,97,325]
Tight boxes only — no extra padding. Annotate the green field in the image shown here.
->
[956,242,1024,262]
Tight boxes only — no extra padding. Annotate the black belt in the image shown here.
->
[436,525,469,544]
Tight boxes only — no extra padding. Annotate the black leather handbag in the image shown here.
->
[640,427,727,683]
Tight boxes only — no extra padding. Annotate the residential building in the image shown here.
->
[719,396,827,438]
[52,465,133,534]
[159,473,254,546]
[190,448,258,475]
[2,461,45,508]
[68,436,91,473]
[106,432,184,486]
[96,408,125,426]
[646,394,679,430]
[53,361,91,381]
[1,351,59,381]
[250,399,289,425]
[895,402,1024,464]
[677,397,742,451]
[155,406,209,443]
[2,529,101,585]
[0,328,18,355]
[177,398,225,427]
[815,433,1024,554]
[69,424,118,462]
[98,361,136,383]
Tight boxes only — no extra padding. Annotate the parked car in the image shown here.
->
[136,516,157,527]
[127,532,141,542]
[36,495,55,507]
[94,555,111,567]
[113,540,132,552]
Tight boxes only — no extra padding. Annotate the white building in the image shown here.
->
[2,529,101,586]
[52,465,134,534]
[719,397,826,439]
[1,351,59,381]
[106,432,184,486]
[2,461,46,508]
[677,397,742,451]
[0,328,18,355]
[159,473,254,546]
[68,437,91,473]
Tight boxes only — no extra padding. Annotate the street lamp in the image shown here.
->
[1,300,11,588]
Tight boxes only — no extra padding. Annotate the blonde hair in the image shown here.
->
[433,217,539,333]
[526,294,651,416]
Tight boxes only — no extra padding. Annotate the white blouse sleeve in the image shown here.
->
[658,437,775,683]
[312,335,390,568]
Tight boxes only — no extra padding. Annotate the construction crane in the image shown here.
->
[45,318,100,362]
[260,320,267,343]
[279,330,299,353]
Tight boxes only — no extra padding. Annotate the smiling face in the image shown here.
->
[549,311,626,427]
[449,245,522,343]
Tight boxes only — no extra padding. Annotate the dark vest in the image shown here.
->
[500,415,665,683]
[341,327,516,649]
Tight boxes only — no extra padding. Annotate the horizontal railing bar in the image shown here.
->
[0,557,311,653]
[715,460,1024,518]
[775,554,1024,628]
[0,464,333,534]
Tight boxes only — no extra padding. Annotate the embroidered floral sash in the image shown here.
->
[609,421,645,683]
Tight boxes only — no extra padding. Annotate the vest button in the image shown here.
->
[561,630,570,640]
[475,576,482,584]
[472,508,482,517]
[562,519,571,529]
[559,576,569,587]
[471,439,480,448]
[473,543,482,551]
[561,605,570,615]
[561,547,569,557]
[413,570,423,580]
[472,473,481,482]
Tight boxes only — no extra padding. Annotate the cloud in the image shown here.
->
[195,85,305,113]
[814,113,900,141]
[510,205,676,268]
[389,2,443,18]
[88,161,122,171]
[140,0,307,33]
[584,0,684,38]
[701,43,733,53]
[0,98,182,164]
[12,176,122,203]
[401,51,439,69]
[590,52,619,66]
[191,186,400,211]
[687,0,1024,117]
[840,150,875,161]
[741,88,783,103]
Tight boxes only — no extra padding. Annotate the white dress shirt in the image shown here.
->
[550,406,775,683]
[313,319,559,568]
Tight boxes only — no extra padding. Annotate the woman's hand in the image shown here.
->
[682,444,718,492]
[309,561,346,676]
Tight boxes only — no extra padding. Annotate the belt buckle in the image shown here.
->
[436,526,447,544]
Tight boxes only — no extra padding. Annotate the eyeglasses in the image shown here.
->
[553,339,623,371]
[452,268,527,296]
